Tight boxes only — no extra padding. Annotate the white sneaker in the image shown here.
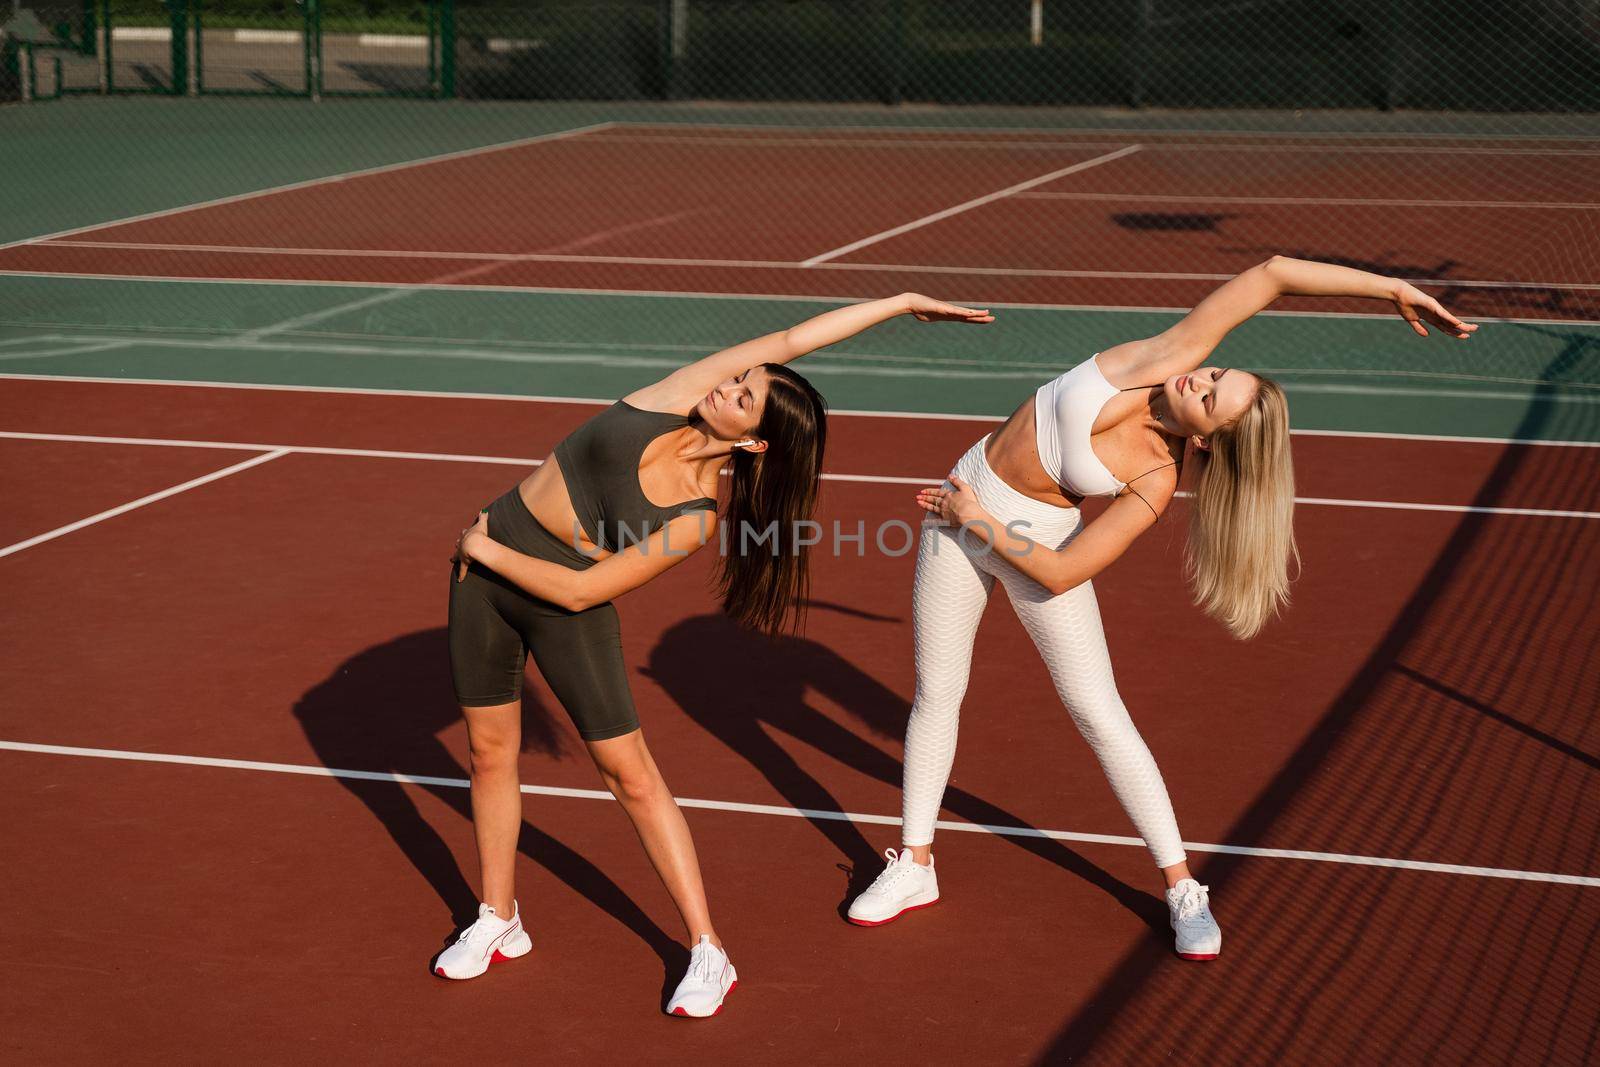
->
[433,902,532,980]
[666,934,737,1018]
[1166,879,1221,960]
[847,848,939,927]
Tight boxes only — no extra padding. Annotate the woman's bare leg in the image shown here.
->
[588,730,719,948]
[463,700,523,917]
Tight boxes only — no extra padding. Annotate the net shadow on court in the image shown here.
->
[1038,344,1600,1065]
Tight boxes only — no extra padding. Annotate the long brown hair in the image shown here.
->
[714,363,828,636]
[1184,376,1299,640]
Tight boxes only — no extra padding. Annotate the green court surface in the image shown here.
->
[3,97,1598,442]
[4,275,1597,441]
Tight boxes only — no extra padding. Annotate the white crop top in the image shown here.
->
[1033,354,1128,498]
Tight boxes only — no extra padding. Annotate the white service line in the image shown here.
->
[1284,495,1600,520]
[0,431,535,466]
[800,145,1144,266]
[1013,191,1600,210]
[585,132,1134,152]
[0,340,134,362]
[5,270,1600,328]
[2,430,1595,518]
[0,449,290,559]
[603,121,1600,155]
[234,209,708,344]
[4,373,1600,446]
[32,240,1598,294]
[1,739,1594,887]
[0,122,616,253]
[1,330,1593,393]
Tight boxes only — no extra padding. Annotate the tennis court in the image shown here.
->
[2,91,1598,1064]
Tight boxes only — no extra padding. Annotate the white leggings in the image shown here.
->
[901,436,1187,869]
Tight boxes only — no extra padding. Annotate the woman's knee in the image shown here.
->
[463,705,521,776]
[907,688,965,731]
[590,735,662,804]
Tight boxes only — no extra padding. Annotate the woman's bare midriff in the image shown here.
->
[985,396,1083,509]
[987,390,1179,510]
[512,428,717,563]
[517,458,610,560]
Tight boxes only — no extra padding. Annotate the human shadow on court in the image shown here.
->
[292,628,687,991]
[643,608,1166,932]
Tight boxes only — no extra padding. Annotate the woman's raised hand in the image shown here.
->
[906,293,995,324]
[1391,282,1477,339]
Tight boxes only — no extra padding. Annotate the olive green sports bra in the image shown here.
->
[552,401,718,554]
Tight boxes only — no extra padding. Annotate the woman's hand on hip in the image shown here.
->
[453,511,490,582]
[917,475,985,527]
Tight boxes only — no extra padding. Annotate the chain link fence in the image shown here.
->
[6,0,1600,109]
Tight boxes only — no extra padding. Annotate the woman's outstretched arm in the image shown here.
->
[454,510,714,612]
[627,292,992,414]
[1098,256,1478,387]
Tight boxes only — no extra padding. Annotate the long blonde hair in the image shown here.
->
[1184,376,1299,640]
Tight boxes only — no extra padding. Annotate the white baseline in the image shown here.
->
[0,739,1594,888]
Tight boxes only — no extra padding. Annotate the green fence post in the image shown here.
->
[438,0,453,99]
[100,0,112,93]
[193,0,204,92]
[1381,0,1400,110]
[885,0,906,106]
[20,41,33,103]
[185,0,197,94]
[656,0,670,98]
[426,0,437,96]
[79,0,95,53]
[1129,0,1152,107]
[167,0,184,95]
[305,0,320,99]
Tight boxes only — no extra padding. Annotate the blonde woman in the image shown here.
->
[849,257,1476,959]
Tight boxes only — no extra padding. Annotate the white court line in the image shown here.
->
[586,130,1600,158]
[801,145,1144,266]
[9,328,1600,395]
[1013,191,1600,210]
[0,335,63,348]
[1285,382,1600,405]
[2,431,1595,518]
[0,122,616,253]
[585,132,1133,152]
[27,243,1600,294]
[610,118,1600,147]
[1289,496,1600,520]
[4,270,1599,328]
[0,340,134,362]
[15,327,1587,390]
[4,373,1600,447]
[0,448,289,559]
[601,122,1600,155]
[235,210,710,345]
[1144,143,1600,157]
[1,739,1594,887]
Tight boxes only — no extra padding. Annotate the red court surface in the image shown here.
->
[2,377,1597,1062]
[3,123,1595,321]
